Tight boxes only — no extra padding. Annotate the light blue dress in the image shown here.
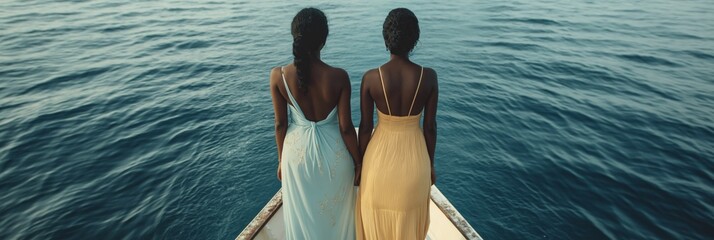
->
[279,68,356,240]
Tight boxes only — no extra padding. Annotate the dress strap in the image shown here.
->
[408,67,424,116]
[280,67,302,113]
[378,67,392,115]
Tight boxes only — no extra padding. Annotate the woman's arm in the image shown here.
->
[270,67,288,181]
[335,70,362,185]
[423,69,438,185]
[358,70,375,158]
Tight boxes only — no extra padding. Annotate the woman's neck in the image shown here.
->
[303,51,323,66]
[390,54,411,63]
[309,51,321,60]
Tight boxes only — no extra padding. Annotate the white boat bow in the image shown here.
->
[237,186,482,240]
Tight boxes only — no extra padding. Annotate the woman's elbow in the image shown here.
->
[274,121,287,132]
[339,124,354,135]
[424,121,437,135]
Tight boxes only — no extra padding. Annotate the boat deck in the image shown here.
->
[237,186,483,240]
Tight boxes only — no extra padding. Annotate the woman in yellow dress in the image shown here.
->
[356,8,438,240]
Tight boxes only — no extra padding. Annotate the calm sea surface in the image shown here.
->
[1,0,713,239]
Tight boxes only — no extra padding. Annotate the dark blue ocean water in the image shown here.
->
[1,0,713,239]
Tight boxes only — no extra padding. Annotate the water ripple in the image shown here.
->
[1,0,713,239]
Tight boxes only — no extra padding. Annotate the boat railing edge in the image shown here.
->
[430,185,484,240]
[235,189,283,240]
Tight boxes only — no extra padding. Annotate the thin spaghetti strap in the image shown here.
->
[378,67,392,115]
[280,66,302,113]
[408,67,424,116]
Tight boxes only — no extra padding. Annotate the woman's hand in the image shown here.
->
[430,167,436,185]
[354,165,362,186]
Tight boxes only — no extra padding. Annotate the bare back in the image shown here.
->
[358,58,439,166]
[275,62,348,122]
[366,61,437,117]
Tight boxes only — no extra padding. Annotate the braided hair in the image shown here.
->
[291,8,328,91]
[383,8,420,56]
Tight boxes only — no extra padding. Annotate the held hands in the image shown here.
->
[431,167,436,185]
[354,164,362,186]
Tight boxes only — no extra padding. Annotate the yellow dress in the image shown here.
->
[356,67,430,240]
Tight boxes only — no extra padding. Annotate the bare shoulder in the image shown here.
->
[329,66,349,81]
[361,68,380,86]
[422,67,438,89]
[423,67,437,80]
[357,68,378,95]
[327,66,350,87]
[269,66,283,86]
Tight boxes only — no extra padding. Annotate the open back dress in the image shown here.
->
[280,67,356,240]
[356,67,430,240]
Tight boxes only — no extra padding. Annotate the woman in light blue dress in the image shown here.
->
[269,8,362,240]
